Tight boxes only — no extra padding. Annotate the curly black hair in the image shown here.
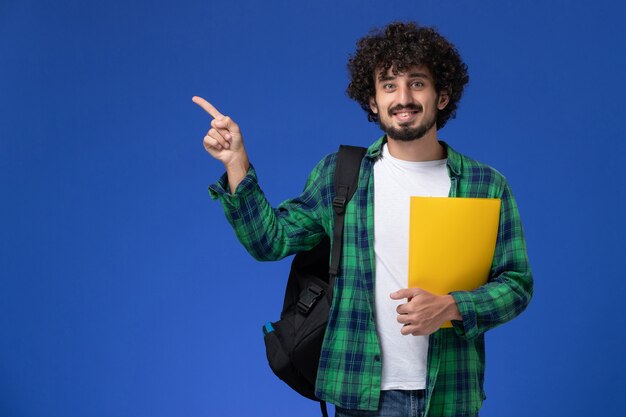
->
[346,22,469,129]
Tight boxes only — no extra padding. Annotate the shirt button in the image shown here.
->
[374,355,381,362]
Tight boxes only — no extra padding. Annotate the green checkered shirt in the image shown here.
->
[209,137,533,416]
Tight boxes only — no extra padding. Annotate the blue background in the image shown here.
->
[2,0,625,416]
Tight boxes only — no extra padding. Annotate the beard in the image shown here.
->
[377,103,437,142]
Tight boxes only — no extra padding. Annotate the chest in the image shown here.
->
[373,158,451,233]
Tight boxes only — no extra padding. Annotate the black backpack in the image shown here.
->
[262,145,367,417]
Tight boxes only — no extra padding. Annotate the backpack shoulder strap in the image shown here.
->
[329,145,367,277]
[321,145,365,417]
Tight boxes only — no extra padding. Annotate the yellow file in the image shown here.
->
[408,197,501,328]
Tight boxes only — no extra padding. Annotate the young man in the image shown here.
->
[196,22,532,417]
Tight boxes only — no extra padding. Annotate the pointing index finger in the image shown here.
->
[192,96,224,119]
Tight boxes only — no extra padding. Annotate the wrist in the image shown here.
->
[225,151,249,172]
[225,153,250,194]
[445,294,462,321]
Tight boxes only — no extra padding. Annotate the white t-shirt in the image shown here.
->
[373,143,451,390]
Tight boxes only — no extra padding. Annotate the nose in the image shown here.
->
[397,85,414,106]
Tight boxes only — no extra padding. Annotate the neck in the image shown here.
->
[385,128,446,162]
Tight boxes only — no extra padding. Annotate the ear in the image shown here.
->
[437,91,450,110]
[369,97,378,114]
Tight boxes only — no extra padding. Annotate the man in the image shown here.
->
[196,22,532,417]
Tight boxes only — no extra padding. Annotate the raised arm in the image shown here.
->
[192,96,249,193]
[197,96,333,262]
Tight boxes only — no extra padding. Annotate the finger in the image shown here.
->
[202,136,224,152]
[207,128,230,149]
[397,301,420,314]
[213,115,240,134]
[396,313,410,324]
[208,126,229,145]
[211,119,232,141]
[203,135,223,151]
[192,96,224,119]
[401,323,429,336]
[390,288,421,300]
[396,303,411,314]
[401,324,420,336]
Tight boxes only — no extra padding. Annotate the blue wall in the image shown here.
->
[1,0,625,416]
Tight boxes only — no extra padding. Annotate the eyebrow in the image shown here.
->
[377,72,431,82]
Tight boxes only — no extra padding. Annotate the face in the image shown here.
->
[369,65,449,142]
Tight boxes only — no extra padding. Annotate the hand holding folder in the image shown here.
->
[408,197,501,328]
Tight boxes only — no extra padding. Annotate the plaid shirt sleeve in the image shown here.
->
[207,159,332,261]
[450,179,533,340]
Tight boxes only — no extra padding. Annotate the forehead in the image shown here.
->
[375,65,433,81]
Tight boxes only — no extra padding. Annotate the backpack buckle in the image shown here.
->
[297,284,324,315]
[333,196,347,214]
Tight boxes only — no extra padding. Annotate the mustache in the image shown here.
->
[387,104,423,116]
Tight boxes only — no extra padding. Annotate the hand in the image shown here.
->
[193,96,250,192]
[390,288,461,336]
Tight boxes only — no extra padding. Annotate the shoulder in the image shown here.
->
[306,152,338,184]
[446,143,510,197]
[461,153,507,185]
[310,140,375,179]
[316,152,339,171]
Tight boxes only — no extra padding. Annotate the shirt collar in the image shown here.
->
[366,135,462,177]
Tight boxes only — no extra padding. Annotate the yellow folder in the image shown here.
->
[408,197,501,328]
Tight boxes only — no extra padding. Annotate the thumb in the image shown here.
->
[390,288,422,300]
[214,116,241,134]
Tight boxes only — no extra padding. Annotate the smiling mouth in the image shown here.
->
[392,110,420,123]
[388,104,423,121]
[393,110,419,117]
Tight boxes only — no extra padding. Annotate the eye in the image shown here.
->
[411,81,425,89]
[382,83,395,90]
